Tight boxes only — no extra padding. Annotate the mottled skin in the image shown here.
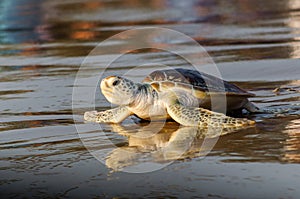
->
[84,69,256,127]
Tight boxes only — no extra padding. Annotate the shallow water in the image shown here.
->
[0,0,300,198]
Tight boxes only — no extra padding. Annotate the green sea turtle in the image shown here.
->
[84,68,258,127]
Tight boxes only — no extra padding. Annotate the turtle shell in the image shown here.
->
[143,68,255,111]
[143,68,254,97]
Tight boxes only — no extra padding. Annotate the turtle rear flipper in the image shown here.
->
[244,100,261,113]
[166,103,255,128]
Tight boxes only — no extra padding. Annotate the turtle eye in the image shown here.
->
[112,79,120,86]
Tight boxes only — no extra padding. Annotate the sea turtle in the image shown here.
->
[84,68,258,127]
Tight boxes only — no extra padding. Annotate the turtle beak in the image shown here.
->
[101,76,125,104]
[100,77,114,98]
[101,76,115,90]
[103,79,110,88]
[101,76,112,88]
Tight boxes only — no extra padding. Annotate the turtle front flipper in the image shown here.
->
[84,106,132,123]
[166,104,255,128]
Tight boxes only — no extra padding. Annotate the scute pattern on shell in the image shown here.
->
[143,68,254,96]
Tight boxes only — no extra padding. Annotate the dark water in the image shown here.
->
[1,0,300,198]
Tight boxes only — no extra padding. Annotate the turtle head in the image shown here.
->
[100,76,138,105]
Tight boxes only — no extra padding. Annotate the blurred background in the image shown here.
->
[0,0,300,198]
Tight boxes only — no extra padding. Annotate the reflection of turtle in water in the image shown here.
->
[84,68,258,127]
[104,122,256,171]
